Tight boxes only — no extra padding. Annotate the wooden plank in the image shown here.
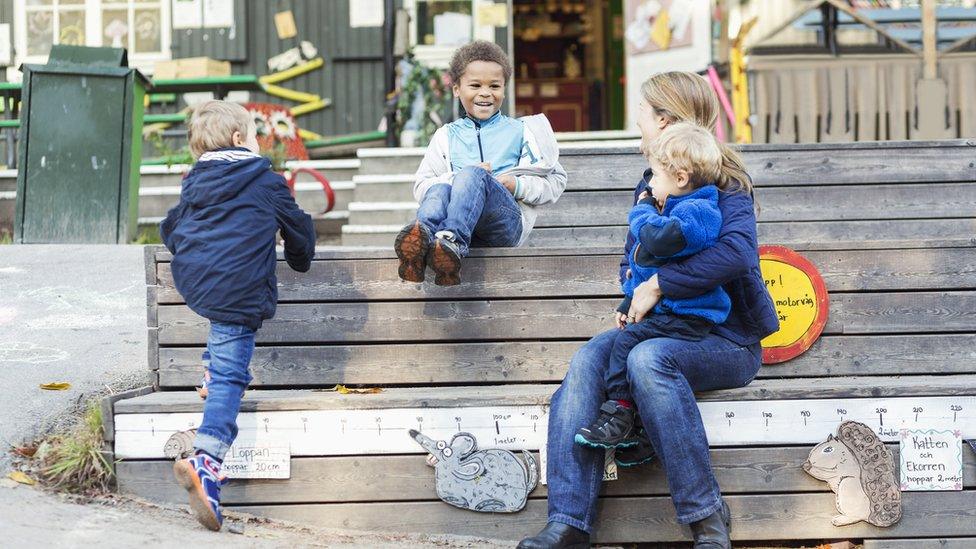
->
[113,444,976,505]
[155,246,976,304]
[156,291,976,345]
[235,492,976,542]
[144,245,161,285]
[101,386,155,443]
[117,378,976,415]
[557,142,976,190]
[155,334,976,388]
[865,540,976,549]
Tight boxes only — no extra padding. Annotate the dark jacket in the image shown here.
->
[620,168,779,346]
[620,185,730,325]
[159,148,315,330]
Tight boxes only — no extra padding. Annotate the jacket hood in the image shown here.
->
[181,148,272,207]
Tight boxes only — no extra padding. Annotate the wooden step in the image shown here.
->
[138,181,355,218]
[115,444,976,504]
[351,174,414,202]
[347,201,418,225]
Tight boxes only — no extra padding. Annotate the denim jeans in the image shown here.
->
[193,321,256,461]
[606,314,713,401]
[546,329,762,531]
[416,166,523,256]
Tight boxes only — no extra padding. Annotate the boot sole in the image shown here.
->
[394,222,430,283]
[173,459,221,531]
[429,240,461,286]
[573,433,639,450]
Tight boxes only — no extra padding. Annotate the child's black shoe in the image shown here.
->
[614,427,656,467]
[428,233,462,286]
[574,400,637,449]
[395,221,432,282]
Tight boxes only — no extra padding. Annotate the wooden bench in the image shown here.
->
[109,140,976,545]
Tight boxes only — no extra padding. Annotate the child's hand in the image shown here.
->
[615,311,628,329]
[477,162,492,172]
[496,174,517,194]
[638,190,649,201]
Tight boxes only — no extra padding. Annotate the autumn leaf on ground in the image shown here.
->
[320,384,383,395]
[39,382,71,391]
[7,471,35,485]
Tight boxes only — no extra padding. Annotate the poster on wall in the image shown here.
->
[624,0,697,55]
[172,0,203,29]
[203,0,235,29]
[350,0,384,28]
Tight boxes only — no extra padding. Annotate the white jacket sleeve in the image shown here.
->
[413,127,453,202]
[515,161,567,206]
[512,123,567,206]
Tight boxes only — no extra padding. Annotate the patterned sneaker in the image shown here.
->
[394,221,433,282]
[173,452,227,531]
[427,233,462,286]
[574,401,638,449]
[614,427,657,468]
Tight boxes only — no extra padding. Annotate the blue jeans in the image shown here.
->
[193,321,256,461]
[416,166,523,256]
[606,314,713,401]
[546,329,762,531]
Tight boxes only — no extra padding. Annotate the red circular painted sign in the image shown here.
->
[759,245,829,364]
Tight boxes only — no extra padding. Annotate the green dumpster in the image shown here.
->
[14,45,150,243]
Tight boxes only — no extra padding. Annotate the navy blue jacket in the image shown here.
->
[620,168,779,346]
[160,148,316,330]
[621,185,730,324]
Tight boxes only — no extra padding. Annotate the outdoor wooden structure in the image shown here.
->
[108,140,976,544]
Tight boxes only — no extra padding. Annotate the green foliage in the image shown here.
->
[132,226,162,245]
[38,401,114,494]
[0,229,11,244]
[145,130,193,168]
[396,53,453,146]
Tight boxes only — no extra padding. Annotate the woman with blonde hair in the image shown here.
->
[518,72,778,549]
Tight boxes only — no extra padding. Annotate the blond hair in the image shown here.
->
[640,72,753,194]
[187,100,254,158]
[646,122,723,188]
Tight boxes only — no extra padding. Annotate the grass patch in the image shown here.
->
[31,401,114,494]
[0,229,12,244]
[132,227,162,245]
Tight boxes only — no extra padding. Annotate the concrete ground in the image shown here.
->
[0,481,508,548]
[0,245,149,468]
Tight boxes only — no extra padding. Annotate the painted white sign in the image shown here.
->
[172,0,203,29]
[899,428,962,491]
[350,0,384,28]
[203,0,235,29]
[222,444,291,479]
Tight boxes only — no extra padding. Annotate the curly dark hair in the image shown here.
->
[448,40,513,85]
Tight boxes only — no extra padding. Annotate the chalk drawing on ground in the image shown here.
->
[0,342,69,364]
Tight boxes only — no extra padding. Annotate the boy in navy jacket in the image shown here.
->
[160,101,315,531]
[576,123,730,449]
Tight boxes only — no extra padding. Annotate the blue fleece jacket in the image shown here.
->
[620,168,779,346]
[620,185,730,325]
[159,148,316,330]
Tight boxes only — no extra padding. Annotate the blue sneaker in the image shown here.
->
[173,452,227,531]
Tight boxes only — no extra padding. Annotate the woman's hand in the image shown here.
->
[628,274,663,323]
[496,174,517,194]
[614,311,628,330]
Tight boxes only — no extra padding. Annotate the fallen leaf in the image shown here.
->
[12,444,38,458]
[320,384,383,395]
[7,471,35,485]
[39,382,71,391]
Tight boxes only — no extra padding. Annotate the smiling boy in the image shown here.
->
[394,40,566,285]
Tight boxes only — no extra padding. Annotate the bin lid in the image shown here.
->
[22,45,152,89]
[47,45,128,68]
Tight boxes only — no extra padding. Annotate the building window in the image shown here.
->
[14,0,170,70]
[24,0,88,57]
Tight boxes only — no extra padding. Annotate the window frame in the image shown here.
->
[12,0,171,74]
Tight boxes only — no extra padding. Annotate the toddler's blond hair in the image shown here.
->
[187,100,254,158]
[645,122,723,188]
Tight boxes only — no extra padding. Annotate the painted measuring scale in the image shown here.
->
[759,245,829,364]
